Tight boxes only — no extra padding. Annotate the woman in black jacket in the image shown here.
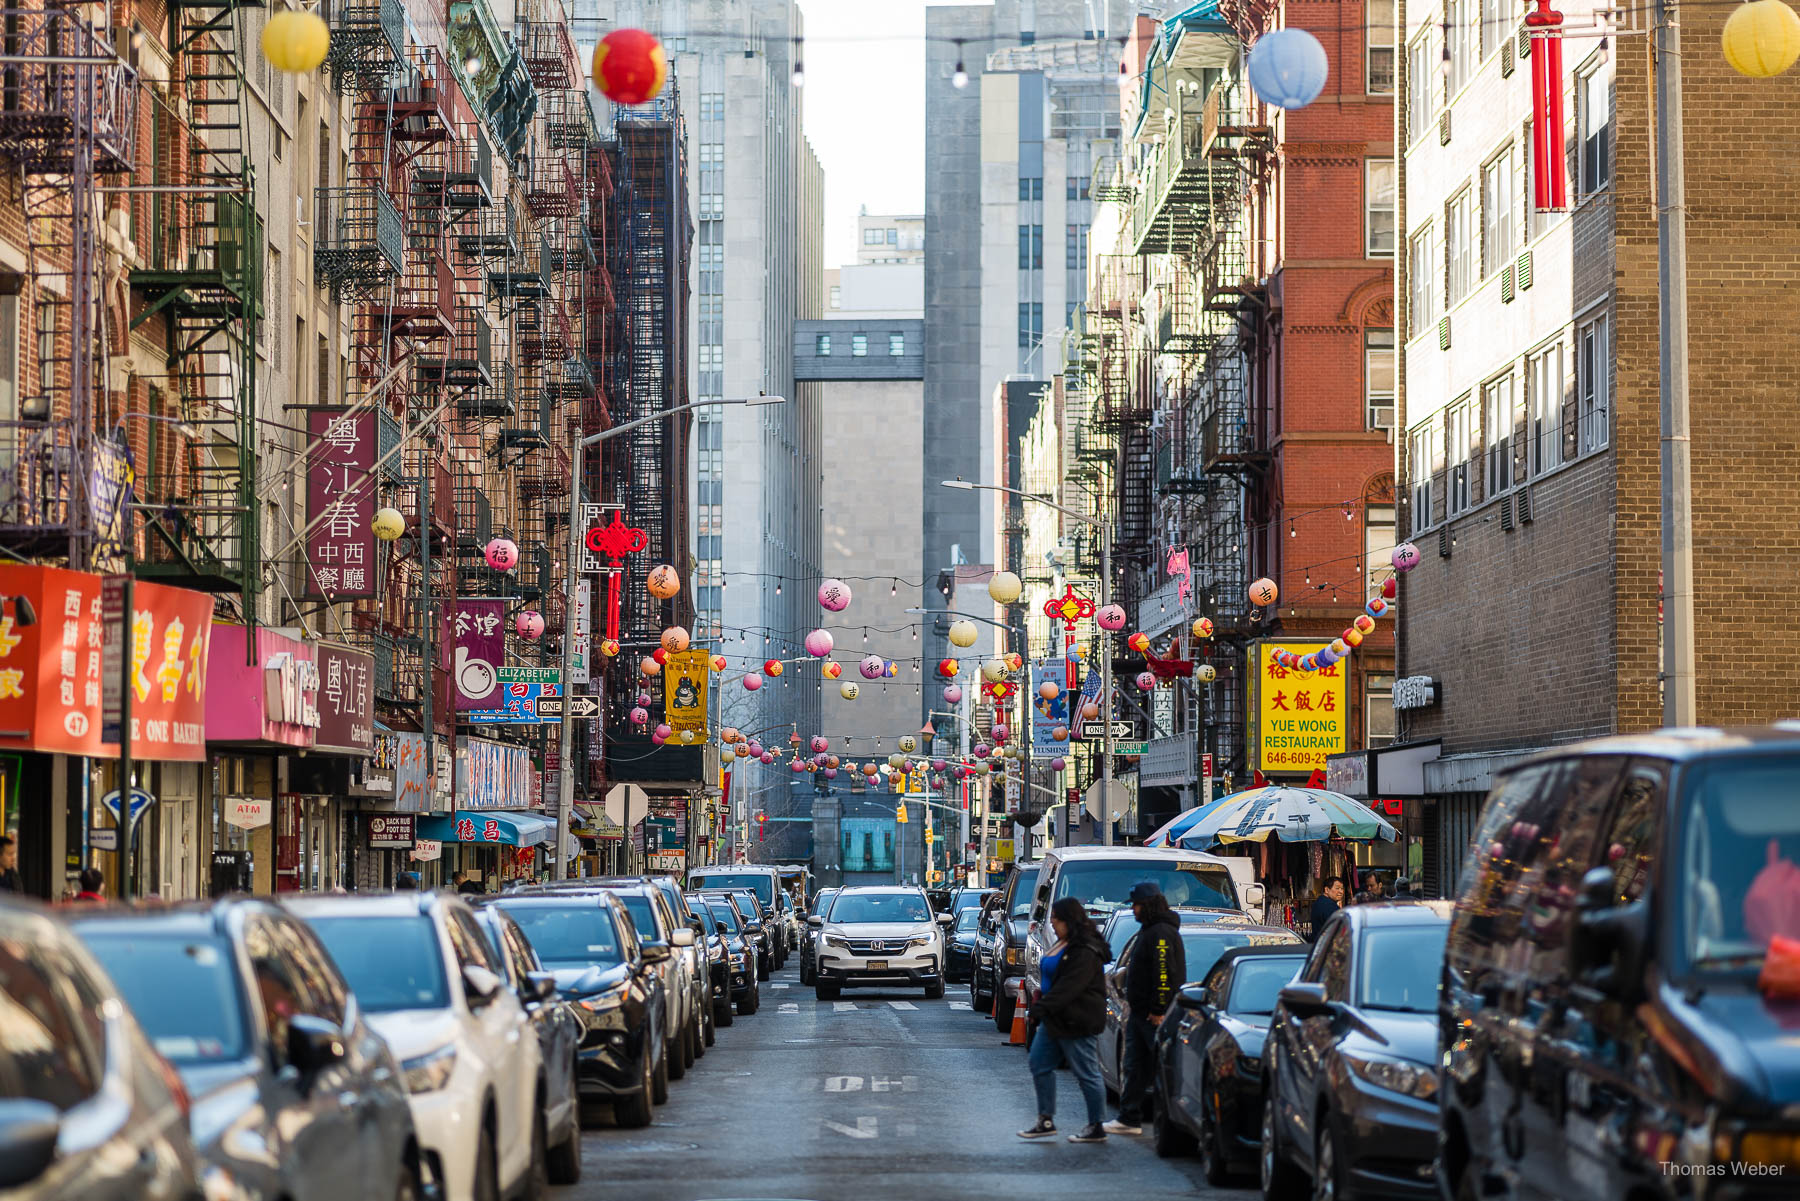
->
[1019,896,1110,1143]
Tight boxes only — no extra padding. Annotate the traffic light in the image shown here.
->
[924,829,935,845]
[895,802,908,823]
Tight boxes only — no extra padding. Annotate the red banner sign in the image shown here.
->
[305,408,377,598]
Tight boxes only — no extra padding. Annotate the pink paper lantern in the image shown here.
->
[824,768,838,779]
[943,685,964,704]
[1050,757,1067,772]
[810,735,829,753]
[992,723,1010,742]
[1096,603,1127,631]
[483,538,519,571]
[629,706,648,724]
[515,610,544,640]
[790,759,805,773]
[654,723,671,739]
[742,673,764,691]
[651,731,667,746]
[805,629,835,657]
[635,691,651,706]
[1136,671,1157,691]
[748,741,763,756]
[817,579,853,611]
[932,758,947,771]
[973,743,990,759]
[760,751,775,765]
[859,654,885,679]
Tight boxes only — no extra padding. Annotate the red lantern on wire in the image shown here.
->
[592,29,668,105]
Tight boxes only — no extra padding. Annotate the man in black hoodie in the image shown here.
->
[1106,881,1186,1135]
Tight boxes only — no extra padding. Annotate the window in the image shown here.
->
[700,92,725,121]
[698,191,723,218]
[1408,417,1438,529]
[851,333,867,357]
[698,345,723,370]
[1365,505,1396,596]
[1018,224,1043,269]
[1447,0,1476,95]
[1482,148,1515,276]
[698,142,723,164]
[1528,341,1565,474]
[1579,66,1610,195]
[1367,0,1395,93]
[1017,302,1043,348]
[1483,373,1515,495]
[888,332,905,356]
[1407,32,1434,143]
[1365,328,1395,430]
[699,294,723,320]
[828,285,841,309]
[1577,313,1609,452]
[1366,160,1396,256]
[1366,672,1396,747]
[887,228,898,244]
[698,244,723,269]
[1066,175,1090,200]
[815,334,831,356]
[1447,398,1473,514]
[1480,0,1507,58]
[1408,226,1437,336]
[0,941,100,1109]
[1446,189,1474,305]
[1018,176,1043,201]
[1066,224,1089,265]
[863,228,881,245]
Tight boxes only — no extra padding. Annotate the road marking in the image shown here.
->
[822,1116,878,1139]
[887,1000,917,1011]
[834,1001,859,1012]
[824,1076,864,1092]
[779,1002,799,1014]
[869,1076,918,1093]
[948,1001,971,1010]
[771,983,790,989]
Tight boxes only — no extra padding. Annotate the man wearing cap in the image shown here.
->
[1105,881,1186,1135]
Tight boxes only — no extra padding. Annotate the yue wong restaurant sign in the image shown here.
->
[1248,640,1346,775]
[0,564,212,761]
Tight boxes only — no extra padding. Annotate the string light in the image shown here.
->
[952,39,968,87]
[791,39,805,87]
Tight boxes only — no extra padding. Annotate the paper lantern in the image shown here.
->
[1317,649,1339,670]
[484,538,519,571]
[651,647,668,665]
[1050,757,1067,772]
[886,753,904,769]
[805,629,835,658]
[678,730,697,745]
[1136,671,1156,691]
[1127,632,1151,654]
[862,762,879,776]
[261,10,330,74]
[1038,679,1060,700]
[929,757,946,771]
[818,579,853,611]
[1382,576,1398,599]
[992,723,1010,742]
[1249,578,1278,607]
[711,654,728,672]
[639,656,660,676]
[859,654,885,680]
[980,659,1007,682]
[371,507,405,542]
[1723,0,1800,76]
[1193,617,1214,639]
[601,639,622,658]
[840,682,860,700]
[827,755,840,769]
[743,673,763,691]
[661,626,690,653]
[650,730,667,746]
[735,744,751,759]
[1096,604,1127,631]
[1246,28,1329,109]
[1197,664,1217,683]
[515,610,544,640]
[821,661,843,679]
[653,723,671,739]
[1051,724,1068,742]
[1082,701,1100,720]
[722,727,741,743]
[810,735,829,754]
[1005,653,1023,672]
[592,28,668,104]
[1391,542,1423,573]
[760,751,775,765]
[973,743,990,759]
[947,619,979,648]
[1367,597,1389,618]
[748,741,763,756]
[885,661,898,678]
[987,571,1023,604]
[1299,655,1318,673]
[1344,628,1364,649]
[647,565,681,598]
[938,658,960,679]
[763,658,784,677]
[943,685,963,704]
[636,691,652,706]
[629,706,648,724]
[1330,638,1349,657]
[824,768,838,779]
[1354,614,1376,634]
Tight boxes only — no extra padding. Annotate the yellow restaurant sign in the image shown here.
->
[1247,641,1346,774]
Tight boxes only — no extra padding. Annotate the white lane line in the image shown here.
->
[834,1001,859,1012]
[770,983,790,989]
[887,1000,918,1011]
[948,1001,971,1010]
[779,1002,799,1014]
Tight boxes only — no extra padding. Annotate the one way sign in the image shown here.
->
[536,695,602,719]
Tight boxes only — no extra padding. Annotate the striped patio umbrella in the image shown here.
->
[1142,792,1237,847]
[1170,784,1398,848]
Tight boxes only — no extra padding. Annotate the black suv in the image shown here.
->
[1438,727,1800,1201]
[974,863,1039,1033]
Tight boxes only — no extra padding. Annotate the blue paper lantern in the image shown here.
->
[1246,28,1329,109]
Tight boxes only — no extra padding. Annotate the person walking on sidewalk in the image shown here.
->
[1019,896,1112,1144]
[1106,882,1186,1135]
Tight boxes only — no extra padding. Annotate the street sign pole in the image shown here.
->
[102,575,133,901]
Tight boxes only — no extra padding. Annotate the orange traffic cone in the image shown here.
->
[1009,1005,1028,1046]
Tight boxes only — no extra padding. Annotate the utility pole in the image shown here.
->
[1099,522,1115,845]
[1654,0,1695,727]
[555,435,585,880]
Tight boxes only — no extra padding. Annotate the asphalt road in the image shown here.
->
[562,960,1252,1201]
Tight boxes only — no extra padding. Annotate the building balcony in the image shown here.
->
[521,20,578,91]
[1129,82,1262,257]
[415,124,493,212]
[460,362,517,420]
[314,185,404,301]
[514,301,572,362]
[526,154,579,220]
[325,0,405,95]
[379,248,455,339]
[457,196,519,262]
[0,10,137,174]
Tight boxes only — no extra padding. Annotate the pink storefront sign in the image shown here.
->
[204,624,321,748]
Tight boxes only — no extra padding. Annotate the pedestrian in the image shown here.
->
[0,835,19,894]
[1366,874,1387,901]
[1106,882,1186,1135]
[455,870,483,895]
[1019,896,1111,1144]
[1309,876,1345,941]
[1391,876,1419,902]
[394,869,421,890]
[75,868,105,903]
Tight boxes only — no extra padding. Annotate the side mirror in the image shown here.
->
[745,922,763,937]
[1573,865,1648,1001]
[1175,983,1207,1009]
[462,964,504,1007]
[1278,981,1331,1017]
[670,928,697,948]
[807,915,824,927]
[642,943,673,964]
[1242,883,1266,910]
[0,1099,61,1188]
[715,921,730,935]
[286,1013,346,1081]
[523,971,557,1003]
[936,913,954,926]
[688,916,706,933]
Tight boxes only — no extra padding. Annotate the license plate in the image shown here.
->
[866,960,888,970]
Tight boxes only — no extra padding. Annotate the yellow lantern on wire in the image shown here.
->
[261,10,331,75]
[1722,0,1800,77]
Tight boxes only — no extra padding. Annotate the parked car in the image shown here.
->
[1099,918,1302,1096]
[74,898,426,1201]
[693,896,759,1016]
[686,894,739,1025]
[702,888,775,980]
[468,904,581,1184]
[811,886,953,1000]
[286,891,545,1201]
[687,866,791,961]
[798,886,839,986]
[563,881,703,1075]
[945,907,982,983]
[1100,904,1273,960]
[947,886,996,920]
[637,875,716,1050]
[1439,728,1800,1201]
[0,897,205,1201]
[1261,901,1450,1201]
[487,891,666,1128]
[975,863,1039,1030]
[1150,944,1310,1183]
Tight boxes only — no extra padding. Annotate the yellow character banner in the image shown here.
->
[663,649,710,738]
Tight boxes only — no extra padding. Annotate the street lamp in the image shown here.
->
[939,479,1117,847]
[555,394,788,878]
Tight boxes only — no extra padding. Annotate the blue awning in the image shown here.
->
[418,810,555,847]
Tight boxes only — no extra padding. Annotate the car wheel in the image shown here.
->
[547,1070,582,1184]
[716,997,736,1027]
[757,955,770,981]
[668,1021,688,1081]
[993,991,1015,1034]
[520,1100,548,1201]
[816,978,840,1001]
[1313,1117,1347,1201]
[925,978,945,1000]
[613,1049,654,1129]
[740,982,760,1014]
[702,1005,716,1047]
[1260,1091,1305,1201]
[473,1117,501,1201]
[800,957,813,985]
[651,1039,670,1104]
[1152,1089,1197,1158]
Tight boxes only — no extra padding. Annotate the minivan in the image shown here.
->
[1438,726,1800,1201]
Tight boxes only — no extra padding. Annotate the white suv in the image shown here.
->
[290,891,545,1201]
[810,886,953,1001]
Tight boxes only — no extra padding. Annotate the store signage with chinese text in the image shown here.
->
[1392,675,1438,711]
[570,578,592,686]
[468,667,560,725]
[304,409,377,598]
[367,814,415,848]
[314,643,375,754]
[447,600,505,711]
[1248,641,1347,774]
[205,625,319,748]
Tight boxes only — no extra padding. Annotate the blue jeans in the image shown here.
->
[1028,1027,1106,1126]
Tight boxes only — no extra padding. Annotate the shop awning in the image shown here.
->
[418,810,556,846]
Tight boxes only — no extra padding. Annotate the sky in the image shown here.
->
[796,0,950,269]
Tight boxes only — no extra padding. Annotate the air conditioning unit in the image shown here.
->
[1371,405,1395,432]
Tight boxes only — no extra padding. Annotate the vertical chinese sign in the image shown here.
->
[570,578,592,686]
[1248,641,1346,775]
[446,598,505,711]
[662,649,710,740]
[314,643,375,755]
[305,409,377,599]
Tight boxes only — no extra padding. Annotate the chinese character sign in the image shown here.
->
[663,649,710,739]
[305,409,376,599]
[570,578,592,686]
[1030,662,1070,755]
[468,667,560,724]
[1251,641,1347,774]
[393,731,430,813]
[314,643,375,754]
[447,599,505,711]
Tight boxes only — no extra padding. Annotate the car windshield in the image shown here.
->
[1355,925,1449,1012]
[828,892,931,924]
[80,932,248,1063]
[1107,915,1140,957]
[306,916,449,1013]
[1052,860,1237,915]
[616,895,663,942]
[705,903,742,934]
[1680,755,1800,971]
[1008,869,1040,918]
[1178,929,1303,985]
[1227,955,1308,1015]
[493,903,624,970]
[692,872,775,907]
[954,910,981,933]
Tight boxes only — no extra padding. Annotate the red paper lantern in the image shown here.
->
[592,29,668,105]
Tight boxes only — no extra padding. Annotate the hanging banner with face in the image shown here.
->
[663,648,710,739]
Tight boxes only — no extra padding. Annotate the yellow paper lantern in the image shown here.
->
[1723,0,1800,77]
[261,11,331,75]
[947,619,979,648]
[987,571,1023,604]
[371,506,405,542]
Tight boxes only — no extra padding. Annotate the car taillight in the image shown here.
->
[154,1048,191,1120]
